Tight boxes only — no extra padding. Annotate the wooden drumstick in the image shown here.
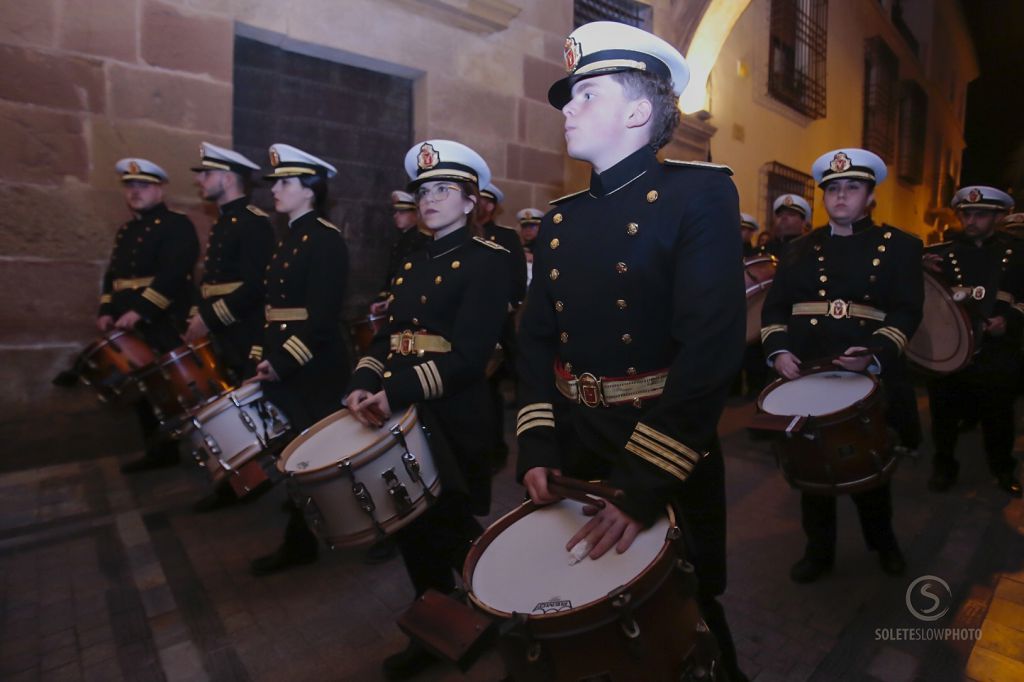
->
[547,473,625,505]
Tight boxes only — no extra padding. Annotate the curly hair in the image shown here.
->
[611,70,681,151]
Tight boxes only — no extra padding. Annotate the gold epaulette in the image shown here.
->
[549,188,587,205]
[473,236,509,253]
[663,159,734,175]
[247,204,269,217]
[317,217,340,232]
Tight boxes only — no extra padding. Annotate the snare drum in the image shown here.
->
[349,314,387,355]
[75,330,156,402]
[465,500,714,681]
[277,407,439,548]
[757,370,895,495]
[189,383,290,497]
[743,256,777,344]
[137,337,232,423]
[905,272,975,374]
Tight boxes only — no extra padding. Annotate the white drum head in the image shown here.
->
[281,409,408,473]
[471,500,669,615]
[194,382,260,420]
[761,371,874,417]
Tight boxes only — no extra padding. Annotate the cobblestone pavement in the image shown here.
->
[1,389,1021,681]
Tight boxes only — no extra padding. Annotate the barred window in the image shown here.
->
[862,37,899,163]
[897,80,927,184]
[574,0,651,29]
[768,0,828,119]
[762,162,816,229]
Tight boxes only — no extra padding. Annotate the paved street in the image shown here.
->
[1,388,1022,681]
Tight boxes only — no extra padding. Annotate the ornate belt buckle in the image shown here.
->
[827,299,850,319]
[398,330,416,356]
[971,286,986,301]
[577,372,605,408]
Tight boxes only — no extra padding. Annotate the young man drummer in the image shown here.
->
[758,194,811,258]
[185,142,275,511]
[924,186,1023,497]
[515,21,749,682]
[98,158,200,473]
[760,148,923,583]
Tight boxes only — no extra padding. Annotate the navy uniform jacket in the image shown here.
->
[347,226,512,513]
[482,220,528,308]
[253,210,349,429]
[760,218,924,372]
[377,227,430,302]
[924,230,1024,383]
[195,197,274,372]
[757,235,799,259]
[98,202,199,352]
[515,146,746,525]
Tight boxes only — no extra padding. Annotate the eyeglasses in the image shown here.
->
[416,184,462,203]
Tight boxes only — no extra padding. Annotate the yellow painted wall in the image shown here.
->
[705,0,976,239]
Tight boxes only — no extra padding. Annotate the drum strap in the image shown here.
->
[112,276,154,292]
[791,301,886,322]
[200,281,243,298]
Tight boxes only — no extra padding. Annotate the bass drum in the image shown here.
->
[905,272,974,374]
[743,256,777,344]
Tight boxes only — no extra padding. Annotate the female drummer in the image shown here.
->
[247,143,351,576]
[345,139,512,679]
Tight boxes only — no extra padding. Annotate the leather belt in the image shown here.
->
[265,306,308,322]
[791,300,886,322]
[112,276,154,292]
[201,281,243,298]
[389,331,452,356]
[555,362,668,408]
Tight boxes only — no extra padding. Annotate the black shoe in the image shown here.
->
[120,453,179,474]
[996,474,1023,498]
[382,640,437,680]
[363,539,398,565]
[789,556,833,584]
[192,488,238,513]
[928,470,957,492]
[879,547,906,576]
[249,544,318,577]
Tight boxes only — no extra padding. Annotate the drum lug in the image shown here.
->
[394,427,437,505]
[611,591,643,650]
[665,525,682,542]
[382,468,414,516]
[340,460,387,540]
[237,406,268,450]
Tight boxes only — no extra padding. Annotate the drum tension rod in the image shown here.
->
[611,591,643,654]
[381,469,414,516]
[340,460,387,540]
[391,425,436,504]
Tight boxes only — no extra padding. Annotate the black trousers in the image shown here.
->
[883,373,922,450]
[393,492,483,596]
[134,399,179,460]
[800,483,898,563]
[928,375,1016,477]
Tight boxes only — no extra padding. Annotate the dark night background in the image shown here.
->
[961,0,1024,199]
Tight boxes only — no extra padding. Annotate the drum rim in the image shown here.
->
[757,368,880,422]
[463,499,679,624]
[158,338,215,365]
[190,383,264,421]
[277,405,419,475]
[80,329,154,362]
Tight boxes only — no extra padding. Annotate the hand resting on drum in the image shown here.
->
[345,389,392,428]
[96,315,115,332]
[772,351,802,380]
[523,466,563,504]
[183,314,209,343]
[922,252,944,273]
[833,346,874,372]
[252,359,280,383]
[984,316,1007,337]
[369,300,390,315]
[114,310,142,330]
[567,503,644,561]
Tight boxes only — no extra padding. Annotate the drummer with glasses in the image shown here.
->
[923,186,1023,498]
[246,144,351,576]
[760,148,923,583]
[344,140,512,680]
